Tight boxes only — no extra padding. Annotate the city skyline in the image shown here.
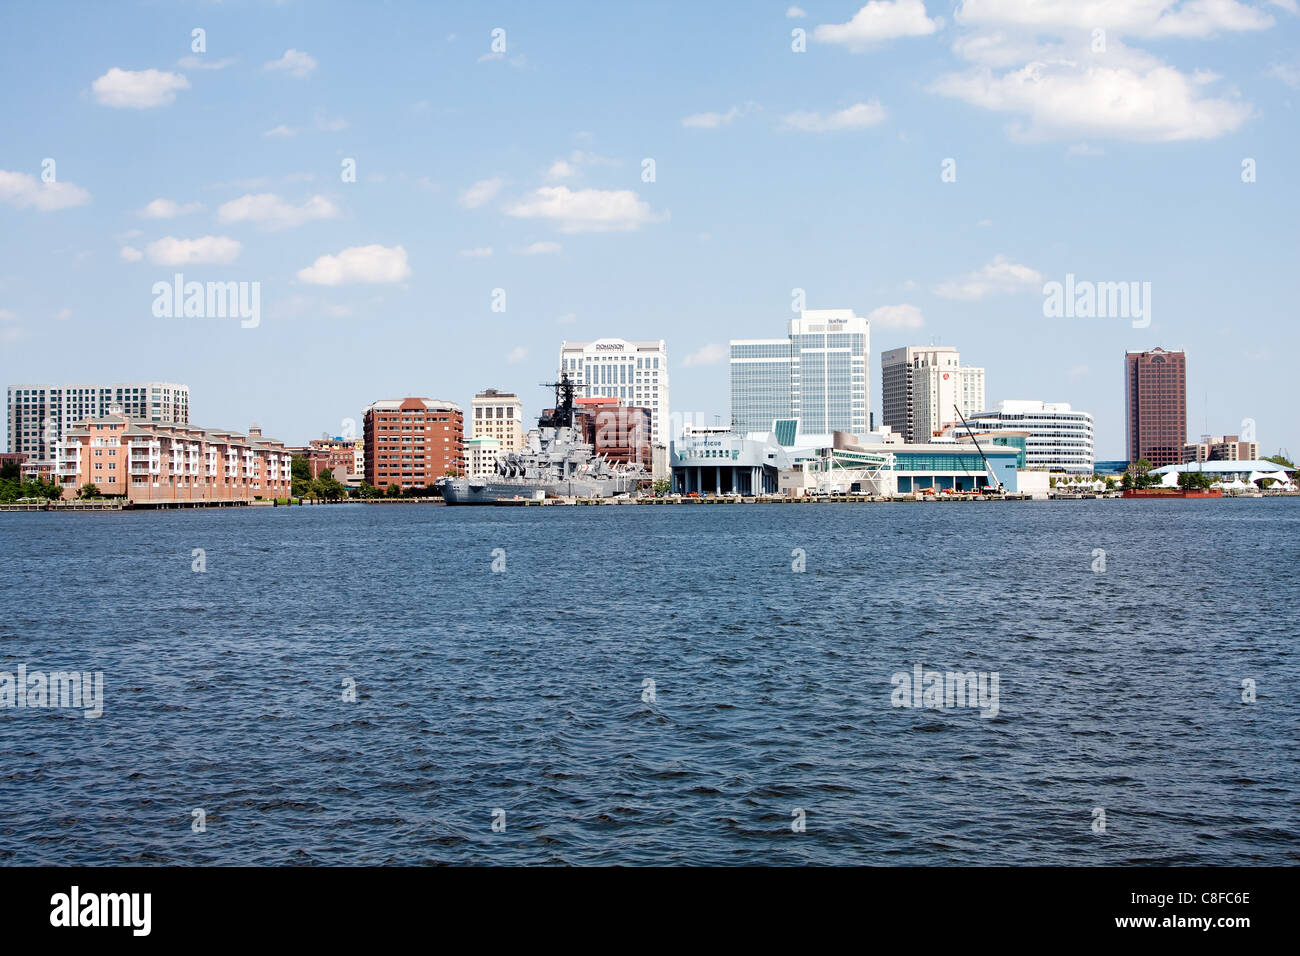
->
[1,2,1297,459]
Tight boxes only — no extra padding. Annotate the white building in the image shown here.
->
[470,389,523,452]
[729,309,869,436]
[954,400,1095,474]
[559,338,669,445]
[880,347,983,443]
[7,382,190,462]
[464,435,503,478]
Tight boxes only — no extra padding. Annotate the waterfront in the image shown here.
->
[0,499,1296,865]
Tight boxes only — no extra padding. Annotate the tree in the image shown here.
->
[312,471,345,501]
[290,455,312,482]
[1263,453,1295,469]
[0,461,19,482]
[1178,470,1213,490]
[653,478,672,496]
[443,466,462,478]
[78,482,101,499]
[351,482,380,499]
[384,482,403,498]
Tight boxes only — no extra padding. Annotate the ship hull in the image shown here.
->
[442,477,638,504]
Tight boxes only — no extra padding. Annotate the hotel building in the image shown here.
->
[558,339,668,445]
[464,436,503,478]
[1183,434,1259,463]
[363,398,464,490]
[8,382,189,462]
[952,401,1095,473]
[1125,348,1187,467]
[574,397,652,468]
[56,410,291,503]
[729,309,869,436]
[880,347,984,444]
[470,389,523,452]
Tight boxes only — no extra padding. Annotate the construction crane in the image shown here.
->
[953,405,1004,493]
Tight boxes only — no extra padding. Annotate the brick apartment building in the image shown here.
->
[57,411,292,503]
[1125,347,1187,468]
[292,437,364,482]
[363,398,464,490]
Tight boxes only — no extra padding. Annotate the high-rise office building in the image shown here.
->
[1125,348,1187,467]
[729,309,868,435]
[470,389,523,452]
[880,347,984,443]
[7,382,189,461]
[558,339,669,444]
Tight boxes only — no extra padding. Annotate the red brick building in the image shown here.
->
[574,397,651,468]
[1125,348,1187,468]
[363,398,464,490]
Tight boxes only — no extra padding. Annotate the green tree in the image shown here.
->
[351,482,379,499]
[290,455,312,481]
[1263,453,1295,469]
[78,482,101,499]
[384,482,403,498]
[0,460,20,482]
[1178,470,1213,490]
[312,471,345,501]
[653,478,672,496]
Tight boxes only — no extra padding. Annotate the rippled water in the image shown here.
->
[1,499,1296,865]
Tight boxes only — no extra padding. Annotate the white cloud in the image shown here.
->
[814,0,943,49]
[931,57,1253,141]
[547,159,578,179]
[120,246,143,262]
[506,346,529,363]
[683,106,742,128]
[505,186,666,233]
[314,109,348,132]
[787,6,808,18]
[936,2,1266,141]
[145,236,242,266]
[92,68,190,108]
[138,198,202,219]
[460,177,505,209]
[782,100,888,131]
[867,303,926,329]
[459,247,493,257]
[0,170,91,211]
[217,193,340,230]
[683,344,729,367]
[952,0,1274,40]
[176,55,235,71]
[520,241,562,255]
[263,125,298,138]
[264,49,317,78]
[297,245,411,285]
[1269,61,1300,88]
[935,254,1043,300]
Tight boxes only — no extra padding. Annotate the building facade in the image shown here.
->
[363,398,464,490]
[470,389,523,452]
[880,347,984,443]
[57,412,291,503]
[953,400,1095,473]
[8,382,189,463]
[297,437,365,483]
[559,339,668,445]
[1125,348,1187,467]
[574,397,652,468]
[1183,434,1259,463]
[464,436,502,478]
[730,309,869,436]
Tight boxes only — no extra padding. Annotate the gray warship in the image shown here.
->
[441,373,646,504]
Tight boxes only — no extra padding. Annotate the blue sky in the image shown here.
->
[1,0,1298,458]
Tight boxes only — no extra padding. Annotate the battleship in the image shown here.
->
[441,373,647,504]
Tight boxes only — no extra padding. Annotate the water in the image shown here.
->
[0,499,1296,865]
